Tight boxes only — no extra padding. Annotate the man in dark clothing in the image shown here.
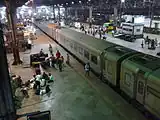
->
[58,58,63,72]
[35,67,41,75]
[42,72,49,80]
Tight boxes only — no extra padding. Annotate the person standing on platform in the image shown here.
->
[40,49,44,56]
[56,50,61,68]
[145,36,149,44]
[60,56,64,68]
[35,66,41,75]
[99,31,102,39]
[49,44,53,55]
[155,38,158,46]
[58,57,63,72]
[56,50,61,59]
[66,53,70,65]
[84,63,90,76]
[85,30,87,34]
[112,30,115,37]
[141,40,144,48]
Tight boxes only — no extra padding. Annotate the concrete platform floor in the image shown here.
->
[15,25,148,120]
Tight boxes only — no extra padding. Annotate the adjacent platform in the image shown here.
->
[69,27,160,58]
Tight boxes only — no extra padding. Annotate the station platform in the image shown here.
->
[15,23,150,120]
[69,27,160,58]
[36,21,160,58]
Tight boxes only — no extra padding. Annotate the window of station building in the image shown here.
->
[138,81,144,95]
[107,62,112,75]
[91,55,97,65]
[124,73,131,87]
[136,29,140,32]
[123,28,132,32]
[79,47,83,55]
[84,50,89,60]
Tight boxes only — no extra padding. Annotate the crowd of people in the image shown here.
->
[40,44,70,72]
[80,24,107,39]
[31,71,54,95]
[141,36,159,49]
[13,43,92,98]
[80,24,116,40]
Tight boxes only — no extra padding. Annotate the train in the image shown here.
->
[50,26,160,119]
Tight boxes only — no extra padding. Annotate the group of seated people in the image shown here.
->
[12,70,54,98]
[12,75,30,98]
[30,70,54,95]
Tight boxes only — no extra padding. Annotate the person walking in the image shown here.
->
[66,53,70,65]
[84,63,90,76]
[49,44,53,55]
[56,50,61,59]
[58,57,63,72]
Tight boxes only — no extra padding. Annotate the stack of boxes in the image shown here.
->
[4,30,27,53]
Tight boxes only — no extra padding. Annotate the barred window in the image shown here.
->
[124,73,131,87]
[84,50,89,60]
[91,55,97,65]
[79,47,83,55]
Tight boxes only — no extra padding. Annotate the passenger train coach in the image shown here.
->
[54,27,160,119]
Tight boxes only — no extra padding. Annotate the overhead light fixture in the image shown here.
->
[121,0,125,3]
[79,1,82,3]
[66,3,68,5]
[72,2,74,4]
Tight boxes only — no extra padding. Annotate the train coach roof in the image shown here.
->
[148,69,160,86]
[129,54,160,70]
[105,46,135,56]
[60,27,115,51]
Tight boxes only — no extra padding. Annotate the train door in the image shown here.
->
[105,59,113,83]
[136,72,146,105]
[121,69,136,98]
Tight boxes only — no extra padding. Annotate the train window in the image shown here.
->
[84,50,89,60]
[63,38,65,44]
[91,55,97,65]
[136,29,140,32]
[74,44,77,52]
[70,43,73,49]
[79,47,83,55]
[147,86,160,98]
[138,81,144,95]
[124,73,131,87]
[107,62,112,75]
